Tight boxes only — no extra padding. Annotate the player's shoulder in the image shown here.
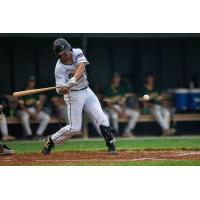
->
[72,48,84,58]
[55,60,64,73]
[55,60,61,68]
[72,48,83,54]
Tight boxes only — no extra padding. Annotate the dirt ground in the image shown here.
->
[1,150,200,165]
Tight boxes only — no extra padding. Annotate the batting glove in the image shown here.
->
[56,78,77,94]
[65,77,77,88]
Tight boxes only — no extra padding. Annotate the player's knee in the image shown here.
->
[133,111,140,119]
[111,112,118,120]
[71,126,82,133]
[1,114,6,122]
[43,114,50,122]
[60,125,71,133]
[20,112,29,120]
[150,108,158,116]
[164,109,170,118]
[126,110,139,120]
[61,125,81,134]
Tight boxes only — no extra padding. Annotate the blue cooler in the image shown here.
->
[189,89,200,112]
[175,89,189,112]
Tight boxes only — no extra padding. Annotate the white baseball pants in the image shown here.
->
[18,108,50,136]
[51,87,109,144]
[150,104,171,131]
[108,105,140,133]
[0,113,9,136]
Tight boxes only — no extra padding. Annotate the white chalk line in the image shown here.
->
[176,152,200,156]
[25,152,200,163]
[1,151,200,163]
[0,157,182,163]
[157,152,200,158]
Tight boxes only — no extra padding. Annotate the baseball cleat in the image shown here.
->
[99,125,117,155]
[107,139,117,155]
[42,136,54,155]
[34,135,44,141]
[122,132,134,138]
[162,128,175,137]
[2,135,16,141]
[0,144,15,156]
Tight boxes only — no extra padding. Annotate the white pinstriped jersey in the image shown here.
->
[55,48,89,90]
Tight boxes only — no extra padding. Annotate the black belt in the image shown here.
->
[71,86,88,91]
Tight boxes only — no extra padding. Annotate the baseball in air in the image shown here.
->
[143,94,150,101]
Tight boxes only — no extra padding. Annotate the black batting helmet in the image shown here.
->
[53,38,72,57]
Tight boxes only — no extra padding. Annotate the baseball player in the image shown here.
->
[17,76,50,140]
[140,72,174,136]
[42,38,116,155]
[0,105,15,141]
[104,73,140,137]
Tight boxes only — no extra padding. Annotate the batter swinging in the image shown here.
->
[42,38,116,155]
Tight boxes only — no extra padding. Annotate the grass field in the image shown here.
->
[2,136,200,166]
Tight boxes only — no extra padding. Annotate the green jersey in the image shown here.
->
[104,85,128,105]
[139,86,160,105]
[20,93,39,108]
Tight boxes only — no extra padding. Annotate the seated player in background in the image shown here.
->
[17,76,50,140]
[140,72,174,136]
[0,143,15,155]
[0,95,15,141]
[104,73,140,137]
[39,94,53,117]
[51,94,69,124]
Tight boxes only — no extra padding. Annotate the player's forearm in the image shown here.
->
[72,63,85,81]
[56,63,86,94]
[108,104,119,113]
[121,103,126,115]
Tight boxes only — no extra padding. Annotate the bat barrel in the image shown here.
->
[13,86,57,97]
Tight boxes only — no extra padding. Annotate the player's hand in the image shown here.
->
[56,85,69,95]
[118,111,126,118]
[156,95,164,101]
[57,78,77,95]
[66,77,77,88]
[28,111,37,120]
[59,89,69,95]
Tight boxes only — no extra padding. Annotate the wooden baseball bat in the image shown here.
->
[13,86,57,97]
